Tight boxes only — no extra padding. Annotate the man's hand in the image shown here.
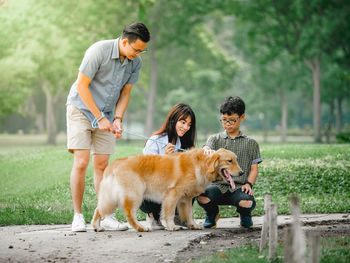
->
[165,143,175,154]
[112,119,123,139]
[241,183,254,196]
[98,117,114,133]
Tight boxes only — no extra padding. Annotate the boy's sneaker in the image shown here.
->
[147,214,165,230]
[71,213,87,232]
[203,212,220,229]
[240,215,253,229]
[101,214,128,231]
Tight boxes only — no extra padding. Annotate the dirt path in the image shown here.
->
[1,213,349,263]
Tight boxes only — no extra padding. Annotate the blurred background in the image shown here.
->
[0,0,349,145]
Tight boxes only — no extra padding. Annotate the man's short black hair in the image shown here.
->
[122,22,150,43]
[220,96,245,116]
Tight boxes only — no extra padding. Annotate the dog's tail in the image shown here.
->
[92,208,103,232]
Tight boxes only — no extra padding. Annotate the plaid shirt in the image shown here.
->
[204,131,262,193]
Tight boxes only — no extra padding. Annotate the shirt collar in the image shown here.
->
[112,38,130,65]
[222,130,245,139]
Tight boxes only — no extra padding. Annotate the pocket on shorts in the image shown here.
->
[67,104,85,121]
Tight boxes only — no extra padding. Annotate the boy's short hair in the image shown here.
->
[122,22,150,43]
[220,96,245,116]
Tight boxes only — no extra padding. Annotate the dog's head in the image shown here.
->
[207,148,242,190]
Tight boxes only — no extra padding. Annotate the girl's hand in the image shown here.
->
[165,143,175,154]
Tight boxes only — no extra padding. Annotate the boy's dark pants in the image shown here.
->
[198,184,256,217]
[140,199,195,221]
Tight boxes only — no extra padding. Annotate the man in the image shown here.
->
[66,22,150,232]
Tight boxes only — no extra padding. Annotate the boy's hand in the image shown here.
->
[203,146,215,155]
[165,143,175,154]
[242,183,254,196]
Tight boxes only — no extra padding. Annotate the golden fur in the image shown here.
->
[92,148,242,232]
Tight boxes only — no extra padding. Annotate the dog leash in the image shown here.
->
[92,119,186,151]
[113,128,187,152]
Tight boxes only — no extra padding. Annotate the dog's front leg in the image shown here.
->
[162,190,181,231]
[178,198,202,230]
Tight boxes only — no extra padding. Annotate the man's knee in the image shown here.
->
[238,200,253,208]
[197,196,211,205]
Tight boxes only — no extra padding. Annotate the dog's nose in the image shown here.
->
[239,170,244,176]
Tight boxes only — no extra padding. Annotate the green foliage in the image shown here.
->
[336,133,350,143]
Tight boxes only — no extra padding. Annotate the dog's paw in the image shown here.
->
[189,224,203,230]
[137,226,151,232]
[166,225,181,231]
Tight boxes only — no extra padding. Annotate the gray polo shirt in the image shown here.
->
[66,38,142,124]
[205,131,262,193]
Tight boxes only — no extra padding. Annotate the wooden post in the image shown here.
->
[309,232,321,263]
[283,226,293,263]
[268,203,278,261]
[259,194,272,253]
[291,195,306,263]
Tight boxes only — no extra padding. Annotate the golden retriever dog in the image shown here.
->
[92,148,242,232]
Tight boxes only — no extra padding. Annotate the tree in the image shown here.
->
[225,0,349,142]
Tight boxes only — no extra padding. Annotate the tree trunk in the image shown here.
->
[145,26,158,136]
[261,112,268,143]
[325,100,334,143]
[305,56,322,143]
[336,96,343,134]
[281,91,287,142]
[42,81,57,145]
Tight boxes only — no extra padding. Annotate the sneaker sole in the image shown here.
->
[240,225,254,229]
[72,227,87,232]
[101,226,128,231]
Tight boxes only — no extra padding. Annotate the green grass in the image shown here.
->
[0,137,349,225]
[192,235,350,263]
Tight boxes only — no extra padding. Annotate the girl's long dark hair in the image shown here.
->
[153,103,196,150]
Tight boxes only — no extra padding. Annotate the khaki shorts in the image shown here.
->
[66,104,115,154]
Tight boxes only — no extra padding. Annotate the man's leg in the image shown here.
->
[93,153,128,231]
[70,149,90,232]
[70,149,90,214]
[92,153,109,194]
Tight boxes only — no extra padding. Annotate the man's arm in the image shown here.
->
[241,163,258,196]
[112,83,133,139]
[76,72,113,132]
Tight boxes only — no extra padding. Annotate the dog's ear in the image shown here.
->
[207,153,220,174]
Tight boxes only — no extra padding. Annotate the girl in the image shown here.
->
[141,103,196,229]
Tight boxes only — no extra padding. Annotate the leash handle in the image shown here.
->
[113,129,187,152]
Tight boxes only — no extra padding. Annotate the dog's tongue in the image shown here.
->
[224,169,235,190]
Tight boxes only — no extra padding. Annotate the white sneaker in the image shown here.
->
[147,214,165,230]
[71,213,87,232]
[101,214,128,231]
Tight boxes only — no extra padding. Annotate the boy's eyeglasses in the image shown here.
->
[128,42,147,55]
[219,117,239,125]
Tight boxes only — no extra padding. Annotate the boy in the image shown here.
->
[198,96,262,228]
